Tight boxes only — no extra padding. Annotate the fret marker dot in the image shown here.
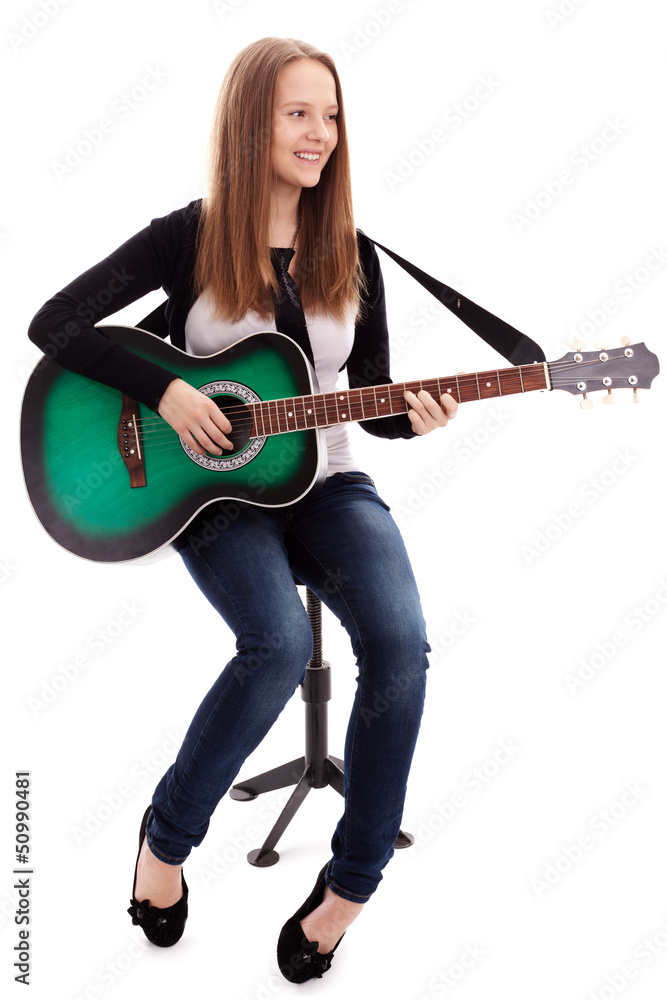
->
[342,413,347,419]
[380,397,385,403]
[486,382,491,387]
[288,411,293,417]
[307,409,312,414]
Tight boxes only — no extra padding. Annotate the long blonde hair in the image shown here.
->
[194,37,362,323]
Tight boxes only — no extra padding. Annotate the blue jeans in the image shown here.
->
[146,472,430,903]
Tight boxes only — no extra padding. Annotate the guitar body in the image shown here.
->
[21,327,326,563]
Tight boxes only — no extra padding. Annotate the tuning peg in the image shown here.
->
[594,338,608,350]
[580,393,594,410]
[620,335,632,346]
[570,338,585,351]
[633,388,640,404]
[603,390,618,405]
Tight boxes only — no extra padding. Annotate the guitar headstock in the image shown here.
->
[547,341,659,407]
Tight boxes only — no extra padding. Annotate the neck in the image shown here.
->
[269,190,301,247]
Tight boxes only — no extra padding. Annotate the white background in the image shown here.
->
[2,1,666,998]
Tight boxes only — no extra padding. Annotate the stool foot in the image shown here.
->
[247,848,280,867]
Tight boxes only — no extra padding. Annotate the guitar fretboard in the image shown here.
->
[247,364,549,437]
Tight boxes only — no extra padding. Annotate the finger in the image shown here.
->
[404,390,448,428]
[440,392,458,418]
[202,415,235,451]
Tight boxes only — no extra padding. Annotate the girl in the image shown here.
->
[28,37,457,983]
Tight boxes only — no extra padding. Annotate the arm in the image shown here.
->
[27,202,233,454]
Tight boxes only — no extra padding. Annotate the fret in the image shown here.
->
[287,397,299,431]
[271,399,280,433]
[303,395,316,429]
[295,393,306,430]
[315,392,338,427]
[248,360,550,438]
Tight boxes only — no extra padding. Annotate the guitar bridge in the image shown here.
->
[117,394,146,488]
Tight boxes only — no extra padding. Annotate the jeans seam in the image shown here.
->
[327,877,371,902]
[285,530,368,884]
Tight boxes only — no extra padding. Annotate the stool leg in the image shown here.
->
[229,588,414,863]
[247,764,315,867]
[228,757,305,801]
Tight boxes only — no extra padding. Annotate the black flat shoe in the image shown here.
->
[127,806,188,947]
[277,863,344,983]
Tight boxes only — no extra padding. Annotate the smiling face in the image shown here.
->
[270,58,339,200]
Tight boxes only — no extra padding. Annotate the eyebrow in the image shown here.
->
[279,100,339,110]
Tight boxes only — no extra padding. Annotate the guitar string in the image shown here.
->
[129,359,609,427]
[123,359,636,442]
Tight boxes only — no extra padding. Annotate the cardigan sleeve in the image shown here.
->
[26,202,200,412]
[345,233,417,440]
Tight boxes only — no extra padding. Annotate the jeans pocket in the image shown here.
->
[329,471,390,511]
[330,471,375,485]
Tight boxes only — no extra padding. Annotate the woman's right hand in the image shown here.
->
[158,378,234,456]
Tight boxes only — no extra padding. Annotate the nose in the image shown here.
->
[306,118,330,143]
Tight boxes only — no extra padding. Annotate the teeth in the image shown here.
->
[295,152,320,161]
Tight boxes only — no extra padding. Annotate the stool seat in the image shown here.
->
[229,587,414,866]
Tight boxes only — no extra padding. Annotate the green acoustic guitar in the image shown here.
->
[20,326,659,563]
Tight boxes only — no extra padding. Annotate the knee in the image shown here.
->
[361,615,429,668]
[234,616,313,691]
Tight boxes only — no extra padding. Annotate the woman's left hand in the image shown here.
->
[403,390,458,435]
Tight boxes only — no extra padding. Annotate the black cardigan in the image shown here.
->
[28,199,415,439]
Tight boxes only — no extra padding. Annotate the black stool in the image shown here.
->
[229,587,415,866]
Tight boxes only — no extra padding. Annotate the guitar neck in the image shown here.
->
[247,362,550,437]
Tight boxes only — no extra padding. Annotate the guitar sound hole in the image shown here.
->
[212,394,253,456]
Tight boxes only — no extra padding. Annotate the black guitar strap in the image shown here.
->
[361,233,546,365]
[139,235,546,367]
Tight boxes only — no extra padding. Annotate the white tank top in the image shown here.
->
[184,291,357,475]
